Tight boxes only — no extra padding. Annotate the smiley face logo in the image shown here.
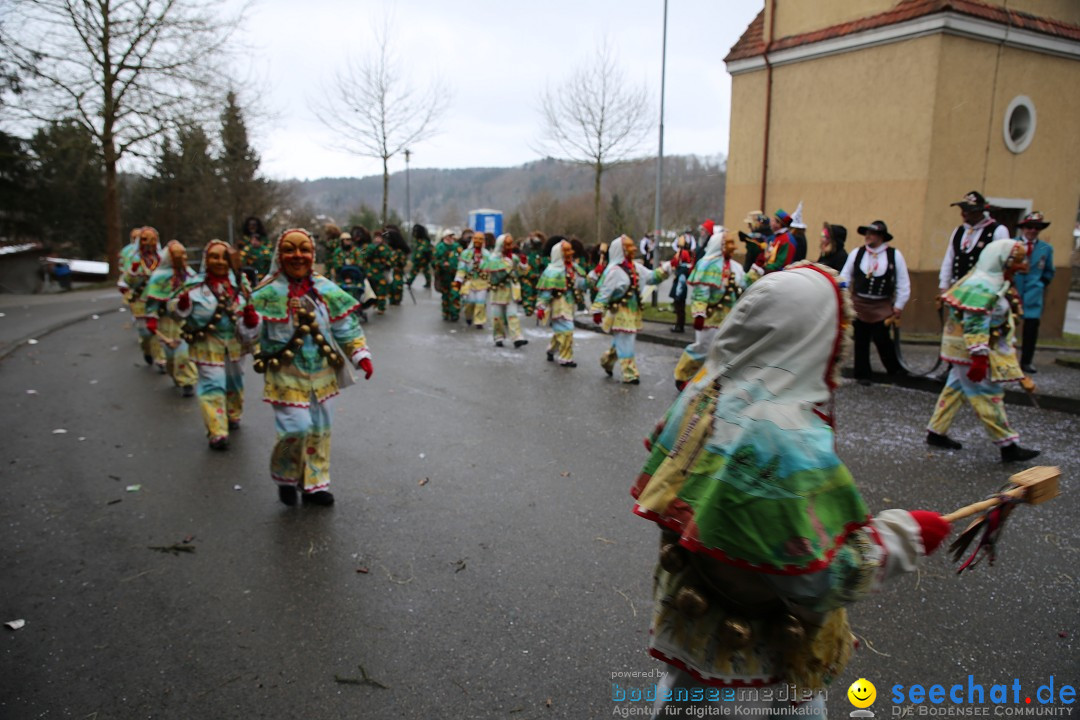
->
[848,678,877,708]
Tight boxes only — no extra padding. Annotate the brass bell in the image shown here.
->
[321,344,333,356]
[776,615,805,645]
[207,324,217,332]
[299,324,312,335]
[674,587,709,619]
[659,543,687,574]
[253,359,266,373]
[719,617,753,649]
[328,353,343,368]
[291,337,304,348]
[268,358,281,371]
[313,333,325,344]
[282,349,295,362]
[196,330,206,340]
[212,313,222,322]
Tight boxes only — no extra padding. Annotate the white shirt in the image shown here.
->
[839,243,911,310]
[938,216,1010,290]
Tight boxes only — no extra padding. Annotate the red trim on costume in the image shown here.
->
[648,648,780,688]
[942,297,992,314]
[327,302,361,323]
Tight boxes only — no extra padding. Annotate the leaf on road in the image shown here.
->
[107,499,122,506]
[560,471,571,477]
[334,665,389,689]
[148,543,196,555]
[453,559,467,573]
[355,566,370,574]
[5,619,26,631]
[418,477,429,486]
[125,484,141,492]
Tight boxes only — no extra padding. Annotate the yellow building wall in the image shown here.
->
[923,36,1080,336]
[724,36,941,270]
[768,0,897,41]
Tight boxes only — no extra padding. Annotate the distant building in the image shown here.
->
[724,0,1080,334]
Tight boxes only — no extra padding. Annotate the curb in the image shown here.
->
[0,306,123,362]
[573,318,688,349]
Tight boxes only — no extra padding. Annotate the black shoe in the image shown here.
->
[1021,365,1038,374]
[926,431,962,450]
[474,324,484,330]
[561,361,577,368]
[675,380,687,392]
[495,340,504,347]
[603,365,614,377]
[625,378,641,385]
[143,353,153,365]
[887,367,910,377]
[278,485,298,506]
[302,490,335,506]
[669,326,684,333]
[1001,444,1040,464]
[857,378,872,387]
[228,419,240,430]
[209,437,229,451]
[182,385,195,397]
[514,339,528,348]
[546,352,554,362]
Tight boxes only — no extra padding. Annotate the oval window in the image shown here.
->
[1003,96,1036,154]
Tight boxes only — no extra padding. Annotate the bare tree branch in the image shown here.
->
[317,16,450,225]
[535,39,653,243]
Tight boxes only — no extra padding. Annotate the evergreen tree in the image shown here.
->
[29,120,105,257]
[0,130,37,241]
[218,91,261,231]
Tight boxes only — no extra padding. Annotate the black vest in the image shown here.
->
[852,246,896,298]
[950,223,999,283]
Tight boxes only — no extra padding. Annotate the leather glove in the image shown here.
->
[145,316,158,335]
[909,510,951,555]
[592,312,602,325]
[358,357,373,380]
[693,316,705,331]
[967,354,989,383]
[242,304,259,328]
[118,286,129,296]
[177,292,191,311]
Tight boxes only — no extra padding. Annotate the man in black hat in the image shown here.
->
[840,220,910,384]
[938,190,1010,293]
[1012,211,1055,373]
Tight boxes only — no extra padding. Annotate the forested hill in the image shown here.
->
[289,154,726,233]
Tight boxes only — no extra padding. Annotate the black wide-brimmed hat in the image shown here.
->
[1017,211,1050,230]
[950,190,987,211]
[857,220,893,242]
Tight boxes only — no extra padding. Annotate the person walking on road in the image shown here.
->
[453,231,491,330]
[1012,211,1055,374]
[118,226,165,369]
[536,237,586,368]
[145,240,198,395]
[484,234,529,348]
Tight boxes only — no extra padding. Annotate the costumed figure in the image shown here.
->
[406,224,434,288]
[839,220,910,384]
[453,231,491,329]
[816,223,848,273]
[144,240,198,394]
[536,238,586,368]
[738,211,771,272]
[591,235,671,385]
[250,229,374,506]
[672,230,745,391]
[632,263,952,716]
[669,236,695,334]
[746,209,798,282]
[118,226,165,369]
[926,238,1040,463]
[789,201,808,262]
[484,233,529,348]
[118,227,142,306]
[1011,212,1055,374]
[433,230,461,321]
[172,240,259,450]
[520,232,546,317]
[384,227,410,306]
[240,216,273,282]
[359,230,394,314]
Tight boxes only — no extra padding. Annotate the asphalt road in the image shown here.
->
[1,287,1077,719]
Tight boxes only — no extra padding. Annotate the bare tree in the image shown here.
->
[321,19,449,226]
[3,0,244,277]
[538,41,653,244]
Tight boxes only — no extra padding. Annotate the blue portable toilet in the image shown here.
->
[468,209,503,237]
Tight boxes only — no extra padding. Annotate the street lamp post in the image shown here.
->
[652,0,668,307]
[404,148,412,229]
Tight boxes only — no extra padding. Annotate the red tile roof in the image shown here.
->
[725,0,1080,63]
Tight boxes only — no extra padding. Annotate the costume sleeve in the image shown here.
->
[961,308,991,355]
[1041,245,1055,287]
[939,238,956,291]
[453,250,468,284]
[330,310,370,363]
[893,250,911,310]
[590,267,628,311]
[838,249,857,288]
[644,261,671,286]
[768,509,925,614]
[763,239,792,273]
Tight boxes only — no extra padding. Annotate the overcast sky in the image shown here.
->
[238,0,763,180]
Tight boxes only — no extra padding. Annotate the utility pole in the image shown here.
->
[404,148,412,229]
[652,0,668,307]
